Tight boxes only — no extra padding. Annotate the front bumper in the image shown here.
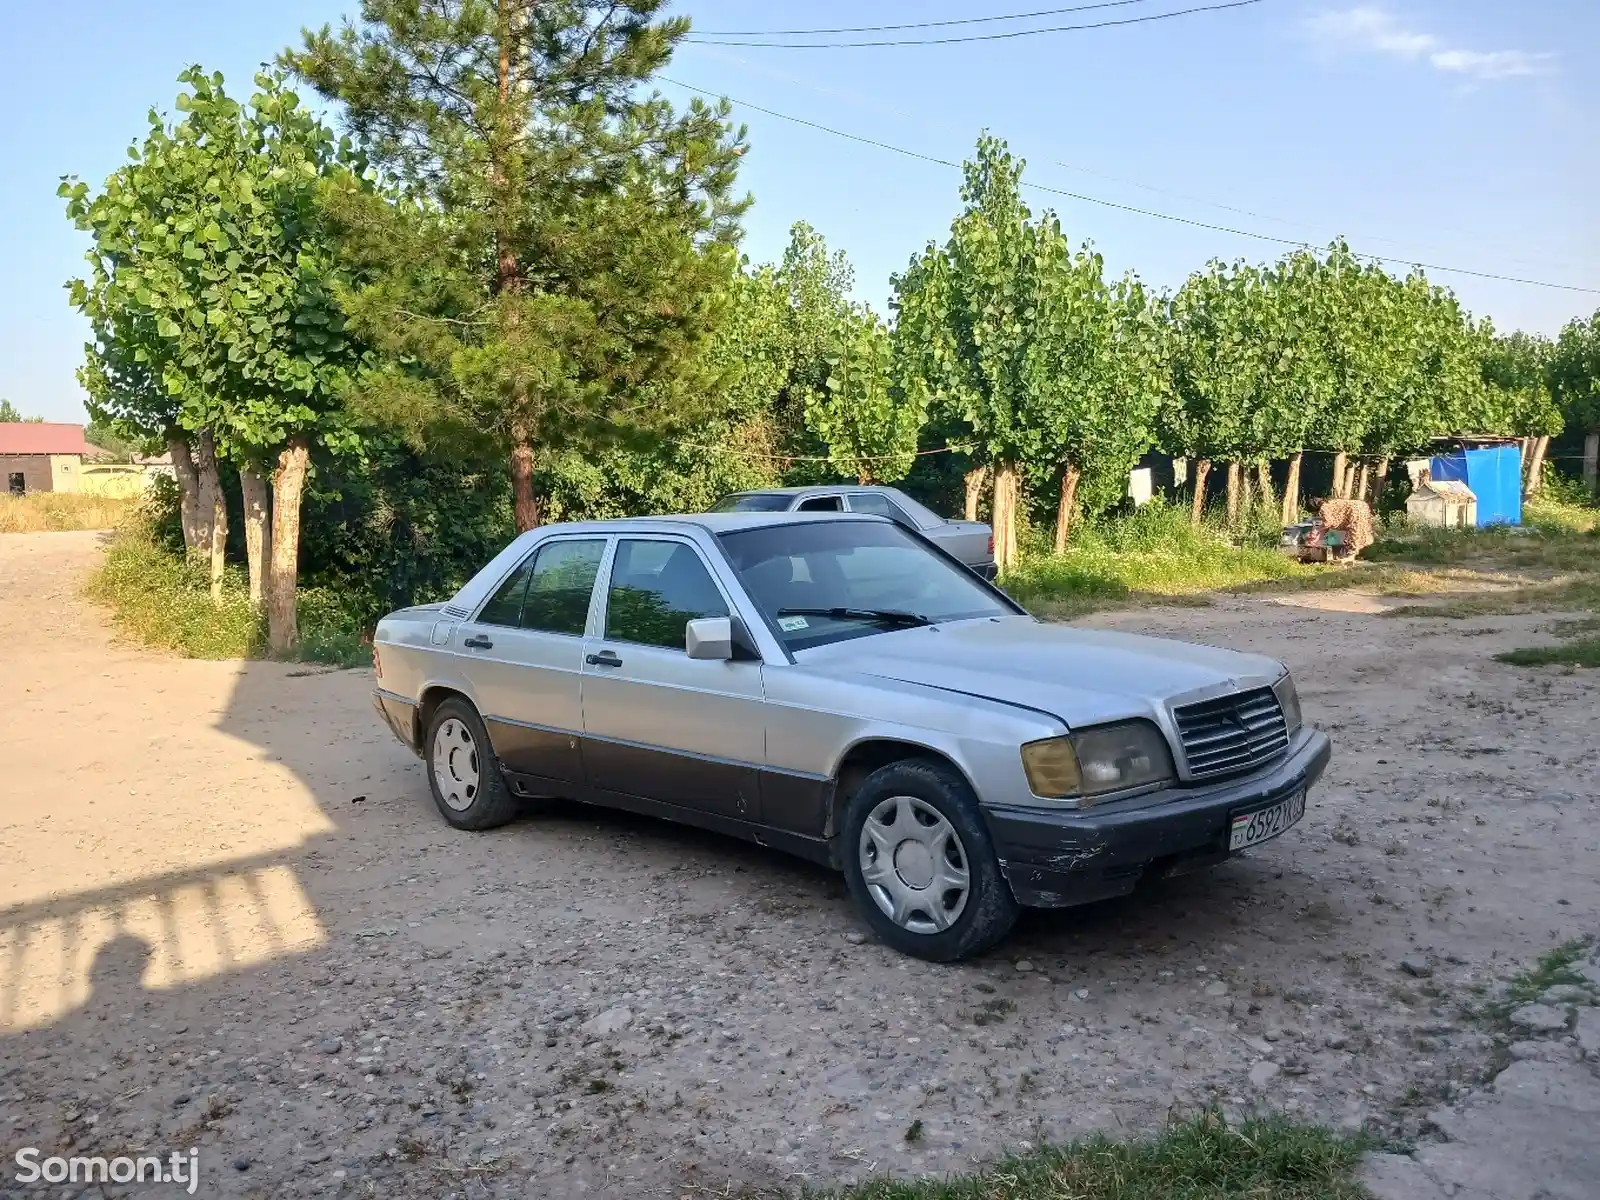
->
[372,688,421,754]
[984,728,1331,908]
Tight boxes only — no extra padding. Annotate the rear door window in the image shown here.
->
[519,539,606,636]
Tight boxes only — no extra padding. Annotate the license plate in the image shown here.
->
[1229,791,1306,851]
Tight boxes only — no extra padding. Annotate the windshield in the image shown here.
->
[710,492,792,513]
[717,520,1014,650]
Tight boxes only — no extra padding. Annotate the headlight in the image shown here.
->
[1273,672,1303,733]
[1021,721,1176,803]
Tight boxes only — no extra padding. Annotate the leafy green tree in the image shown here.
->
[1549,311,1600,494]
[894,136,1059,570]
[1478,327,1559,494]
[64,67,368,649]
[0,400,45,423]
[286,0,749,533]
[1017,231,1165,548]
[806,305,925,484]
[1165,260,1280,524]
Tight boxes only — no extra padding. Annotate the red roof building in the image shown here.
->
[0,423,91,456]
[2,423,92,495]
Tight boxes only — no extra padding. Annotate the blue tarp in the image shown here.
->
[1430,445,1522,526]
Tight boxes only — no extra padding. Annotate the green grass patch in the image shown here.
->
[86,523,371,664]
[825,1111,1367,1200]
[1005,501,1311,618]
[1495,634,1600,669]
[1482,937,1594,1030]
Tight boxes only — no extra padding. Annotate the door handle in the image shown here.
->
[463,635,494,650]
[585,650,623,668]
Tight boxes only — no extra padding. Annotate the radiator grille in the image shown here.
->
[1173,687,1289,778]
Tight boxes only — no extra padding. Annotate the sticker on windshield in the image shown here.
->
[778,615,809,632]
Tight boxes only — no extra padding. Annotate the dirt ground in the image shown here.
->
[2,531,1597,1199]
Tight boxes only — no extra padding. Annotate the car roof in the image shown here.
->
[526,511,886,536]
[728,484,899,496]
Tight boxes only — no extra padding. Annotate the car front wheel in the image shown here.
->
[842,759,1019,961]
[425,698,520,831]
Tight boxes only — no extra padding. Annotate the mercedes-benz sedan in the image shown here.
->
[371,512,1329,961]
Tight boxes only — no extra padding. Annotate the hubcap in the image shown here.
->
[431,718,480,812]
[859,795,971,935]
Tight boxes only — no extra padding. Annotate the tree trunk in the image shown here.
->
[510,438,542,534]
[1255,461,1276,514]
[1053,464,1081,554]
[1524,436,1549,498]
[963,465,988,522]
[1584,432,1599,497]
[1189,458,1212,526]
[267,437,311,656]
[1331,451,1348,499]
[240,466,272,608]
[1281,452,1303,526]
[991,461,1019,573]
[1371,456,1390,508]
[1240,463,1253,520]
[194,430,227,604]
[1225,461,1242,526]
[1344,461,1360,500]
[1518,437,1534,481]
[165,430,204,554]
[1354,462,1370,506]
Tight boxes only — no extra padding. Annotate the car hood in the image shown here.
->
[795,615,1284,728]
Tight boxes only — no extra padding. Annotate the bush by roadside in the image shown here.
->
[824,1111,1367,1200]
[86,519,369,665]
[0,492,135,533]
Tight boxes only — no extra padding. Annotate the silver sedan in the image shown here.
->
[371,512,1329,961]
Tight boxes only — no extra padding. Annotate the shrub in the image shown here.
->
[86,525,265,659]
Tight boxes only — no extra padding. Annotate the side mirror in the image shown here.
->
[685,616,734,661]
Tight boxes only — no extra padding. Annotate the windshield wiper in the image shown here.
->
[776,607,933,628]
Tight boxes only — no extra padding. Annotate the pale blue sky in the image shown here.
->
[3,1,1596,422]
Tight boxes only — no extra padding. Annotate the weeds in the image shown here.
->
[0,492,135,533]
[822,1110,1367,1200]
[1006,500,1307,617]
[85,521,370,664]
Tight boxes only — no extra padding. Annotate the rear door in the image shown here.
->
[580,537,766,822]
[455,536,608,794]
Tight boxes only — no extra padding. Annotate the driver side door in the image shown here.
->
[579,537,767,823]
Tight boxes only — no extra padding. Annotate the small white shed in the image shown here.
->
[1406,479,1476,529]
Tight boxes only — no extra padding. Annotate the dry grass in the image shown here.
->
[0,492,136,533]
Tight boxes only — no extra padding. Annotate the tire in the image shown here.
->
[424,697,521,831]
[841,759,1019,962]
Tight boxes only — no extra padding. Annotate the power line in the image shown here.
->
[685,0,1265,49]
[693,0,1161,38]
[661,77,1600,296]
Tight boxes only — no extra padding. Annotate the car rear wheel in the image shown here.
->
[425,698,520,831]
[842,759,1018,962]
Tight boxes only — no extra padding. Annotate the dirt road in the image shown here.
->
[2,531,1596,1198]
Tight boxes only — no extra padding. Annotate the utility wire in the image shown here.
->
[661,77,1600,295]
[685,0,1264,48]
[693,0,1160,38]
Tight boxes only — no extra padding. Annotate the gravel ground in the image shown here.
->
[2,532,1597,1198]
